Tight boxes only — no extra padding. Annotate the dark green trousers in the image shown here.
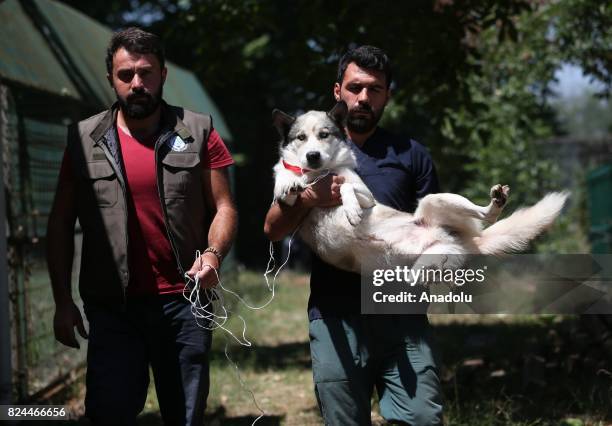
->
[309,315,443,425]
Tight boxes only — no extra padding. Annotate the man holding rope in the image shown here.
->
[264,45,443,425]
[47,27,237,425]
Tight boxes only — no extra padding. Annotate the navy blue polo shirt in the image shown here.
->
[307,126,439,320]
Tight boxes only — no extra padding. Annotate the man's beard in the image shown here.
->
[346,103,384,134]
[116,86,163,119]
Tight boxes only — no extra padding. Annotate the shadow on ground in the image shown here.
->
[210,341,311,371]
[209,316,611,424]
[432,316,612,424]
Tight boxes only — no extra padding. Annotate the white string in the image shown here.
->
[263,225,300,297]
[306,169,331,187]
[223,339,266,425]
[257,169,329,306]
[181,239,292,426]
[182,251,252,347]
[183,254,262,424]
[261,169,329,305]
[183,170,326,424]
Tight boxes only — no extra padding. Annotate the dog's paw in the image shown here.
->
[289,181,306,194]
[490,184,510,208]
[274,178,306,201]
[280,180,305,196]
[274,179,306,206]
[344,205,364,226]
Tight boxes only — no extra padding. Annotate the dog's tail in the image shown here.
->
[474,192,569,255]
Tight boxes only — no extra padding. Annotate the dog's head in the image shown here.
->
[272,102,349,171]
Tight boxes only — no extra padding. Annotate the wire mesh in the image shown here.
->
[1,84,86,402]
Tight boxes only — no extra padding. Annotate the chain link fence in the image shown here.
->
[1,83,86,402]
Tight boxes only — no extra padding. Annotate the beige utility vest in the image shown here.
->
[67,102,212,308]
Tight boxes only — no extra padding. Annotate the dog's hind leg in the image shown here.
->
[414,184,510,228]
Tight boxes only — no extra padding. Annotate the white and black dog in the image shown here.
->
[271,102,568,273]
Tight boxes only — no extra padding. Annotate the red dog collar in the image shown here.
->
[283,160,310,175]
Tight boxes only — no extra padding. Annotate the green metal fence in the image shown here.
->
[587,164,612,254]
[1,84,86,402]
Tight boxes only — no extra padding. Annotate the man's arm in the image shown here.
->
[186,167,238,287]
[263,196,312,242]
[46,151,87,348]
[204,167,238,257]
[263,175,345,242]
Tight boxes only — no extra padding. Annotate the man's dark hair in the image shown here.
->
[105,27,165,74]
[337,45,392,88]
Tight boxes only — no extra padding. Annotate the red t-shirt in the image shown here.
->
[58,126,233,296]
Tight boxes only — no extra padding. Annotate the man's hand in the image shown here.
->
[186,252,220,289]
[300,175,345,208]
[53,300,88,349]
[264,175,345,242]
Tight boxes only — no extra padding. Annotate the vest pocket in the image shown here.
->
[161,152,201,199]
[85,161,118,207]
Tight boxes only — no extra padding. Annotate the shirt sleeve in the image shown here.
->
[203,128,234,169]
[410,140,440,198]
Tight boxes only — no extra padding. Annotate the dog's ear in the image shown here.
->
[272,109,295,143]
[327,101,348,129]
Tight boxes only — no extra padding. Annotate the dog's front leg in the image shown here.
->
[340,183,364,226]
[273,169,306,206]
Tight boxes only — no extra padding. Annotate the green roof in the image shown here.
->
[0,0,81,100]
[0,0,232,141]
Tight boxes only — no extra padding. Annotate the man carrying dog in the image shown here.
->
[264,45,442,425]
[47,27,237,425]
